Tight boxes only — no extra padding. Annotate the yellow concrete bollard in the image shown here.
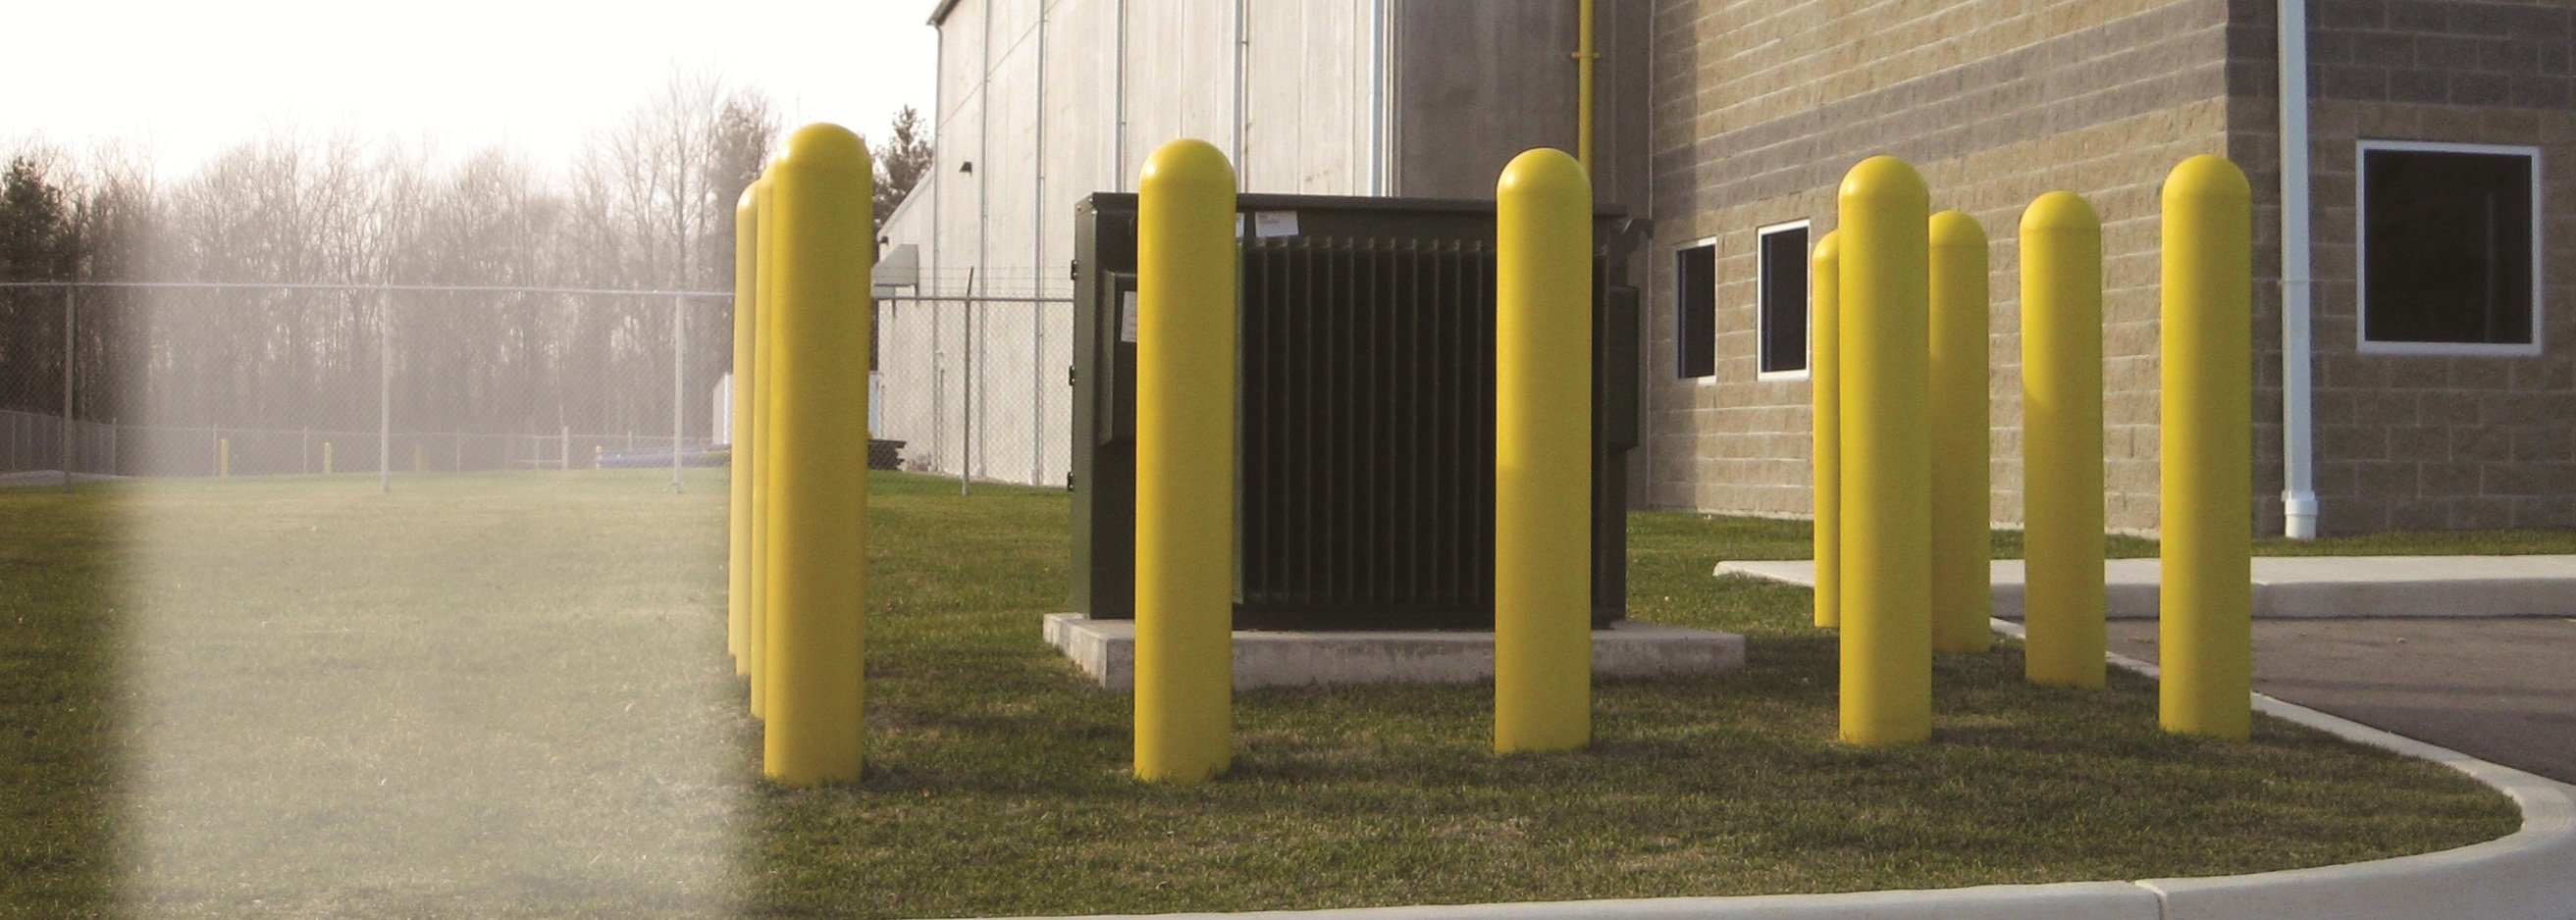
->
[2019,191,2106,689]
[752,178,777,721]
[1928,211,1992,654]
[323,441,334,476]
[1133,138,1238,785]
[1495,147,1595,754]
[218,438,230,478]
[729,185,759,678]
[1811,231,1842,631]
[1835,156,1932,746]
[2160,155,2254,741]
[762,125,874,786]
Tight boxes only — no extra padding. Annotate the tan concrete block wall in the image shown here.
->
[1645,0,2238,532]
[2295,0,2576,533]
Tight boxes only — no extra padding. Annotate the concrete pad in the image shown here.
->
[1714,555,2576,620]
[1042,614,1744,690]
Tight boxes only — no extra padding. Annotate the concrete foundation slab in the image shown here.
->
[1714,555,2576,620]
[1043,614,1745,690]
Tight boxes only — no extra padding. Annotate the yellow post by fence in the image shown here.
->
[1811,231,1842,631]
[2160,155,2254,741]
[1133,138,1238,785]
[1928,211,1992,654]
[218,438,230,478]
[1495,147,1595,754]
[762,124,873,786]
[2019,191,2106,689]
[729,185,759,678]
[1835,156,1932,746]
[323,441,334,476]
[751,178,777,720]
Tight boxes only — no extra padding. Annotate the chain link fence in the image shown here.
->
[871,269,1074,492]
[0,281,730,489]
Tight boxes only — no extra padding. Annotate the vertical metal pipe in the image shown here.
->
[1576,0,1598,174]
[379,292,391,493]
[2278,0,2319,538]
[61,285,74,490]
[1032,3,1050,486]
[672,292,686,492]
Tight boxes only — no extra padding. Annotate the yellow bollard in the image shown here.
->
[1811,231,1842,631]
[323,441,334,476]
[1495,147,1595,754]
[762,125,874,786]
[752,178,777,720]
[2160,155,2254,741]
[2020,191,2107,689]
[1835,156,1933,746]
[729,185,759,678]
[1928,211,1992,654]
[218,438,230,478]
[1133,138,1238,784]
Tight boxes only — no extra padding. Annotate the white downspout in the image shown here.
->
[2279,0,2320,538]
[1234,0,1249,182]
[1368,0,1389,195]
[1032,3,1049,486]
[1114,0,1130,191]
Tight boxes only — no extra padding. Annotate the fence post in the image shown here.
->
[379,292,392,493]
[1811,231,1840,629]
[2160,155,2254,741]
[1929,211,1993,654]
[61,285,74,489]
[672,291,686,493]
[2021,191,2106,689]
[1132,138,1237,784]
[762,124,874,786]
[1835,156,1932,747]
[1494,147,1595,754]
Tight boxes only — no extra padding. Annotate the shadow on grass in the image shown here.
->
[0,485,124,916]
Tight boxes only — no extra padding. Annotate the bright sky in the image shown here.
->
[4,0,939,180]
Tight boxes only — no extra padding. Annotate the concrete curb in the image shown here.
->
[989,621,2576,920]
[1712,556,2576,620]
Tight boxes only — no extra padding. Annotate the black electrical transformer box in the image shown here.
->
[1069,192,1640,632]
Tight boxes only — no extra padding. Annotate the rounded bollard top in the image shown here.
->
[1838,155,1927,210]
[738,179,762,213]
[780,123,868,175]
[1139,138,1236,195]
[1813,229,1839,262]
[1928,210,1986,249]
[1497,147,1589,202]
[2165,154,2250,204]
[2020,190,2100,233]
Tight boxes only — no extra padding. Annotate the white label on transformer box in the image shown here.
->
[1253,211,1300,238]
[1120,290,1138,343]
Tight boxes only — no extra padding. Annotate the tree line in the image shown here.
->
[0,75,932,457]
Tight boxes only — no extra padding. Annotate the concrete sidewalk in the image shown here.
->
[1713,554,2576,619]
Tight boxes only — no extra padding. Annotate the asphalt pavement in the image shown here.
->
[2104,617,2576,784]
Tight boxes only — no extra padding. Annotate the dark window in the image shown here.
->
[2360,145,2540,350]
[1676,243,1715,379]
[1758,224,1810,375]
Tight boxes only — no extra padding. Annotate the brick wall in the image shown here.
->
[2299,0,2576,532]
[1646,0,2238,531]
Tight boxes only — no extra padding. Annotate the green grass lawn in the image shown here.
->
[0,472,2529,918]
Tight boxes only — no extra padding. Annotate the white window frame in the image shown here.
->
[1756,220,1814,382]
[2354,139,2545,357]
[1677,235,1720,384]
